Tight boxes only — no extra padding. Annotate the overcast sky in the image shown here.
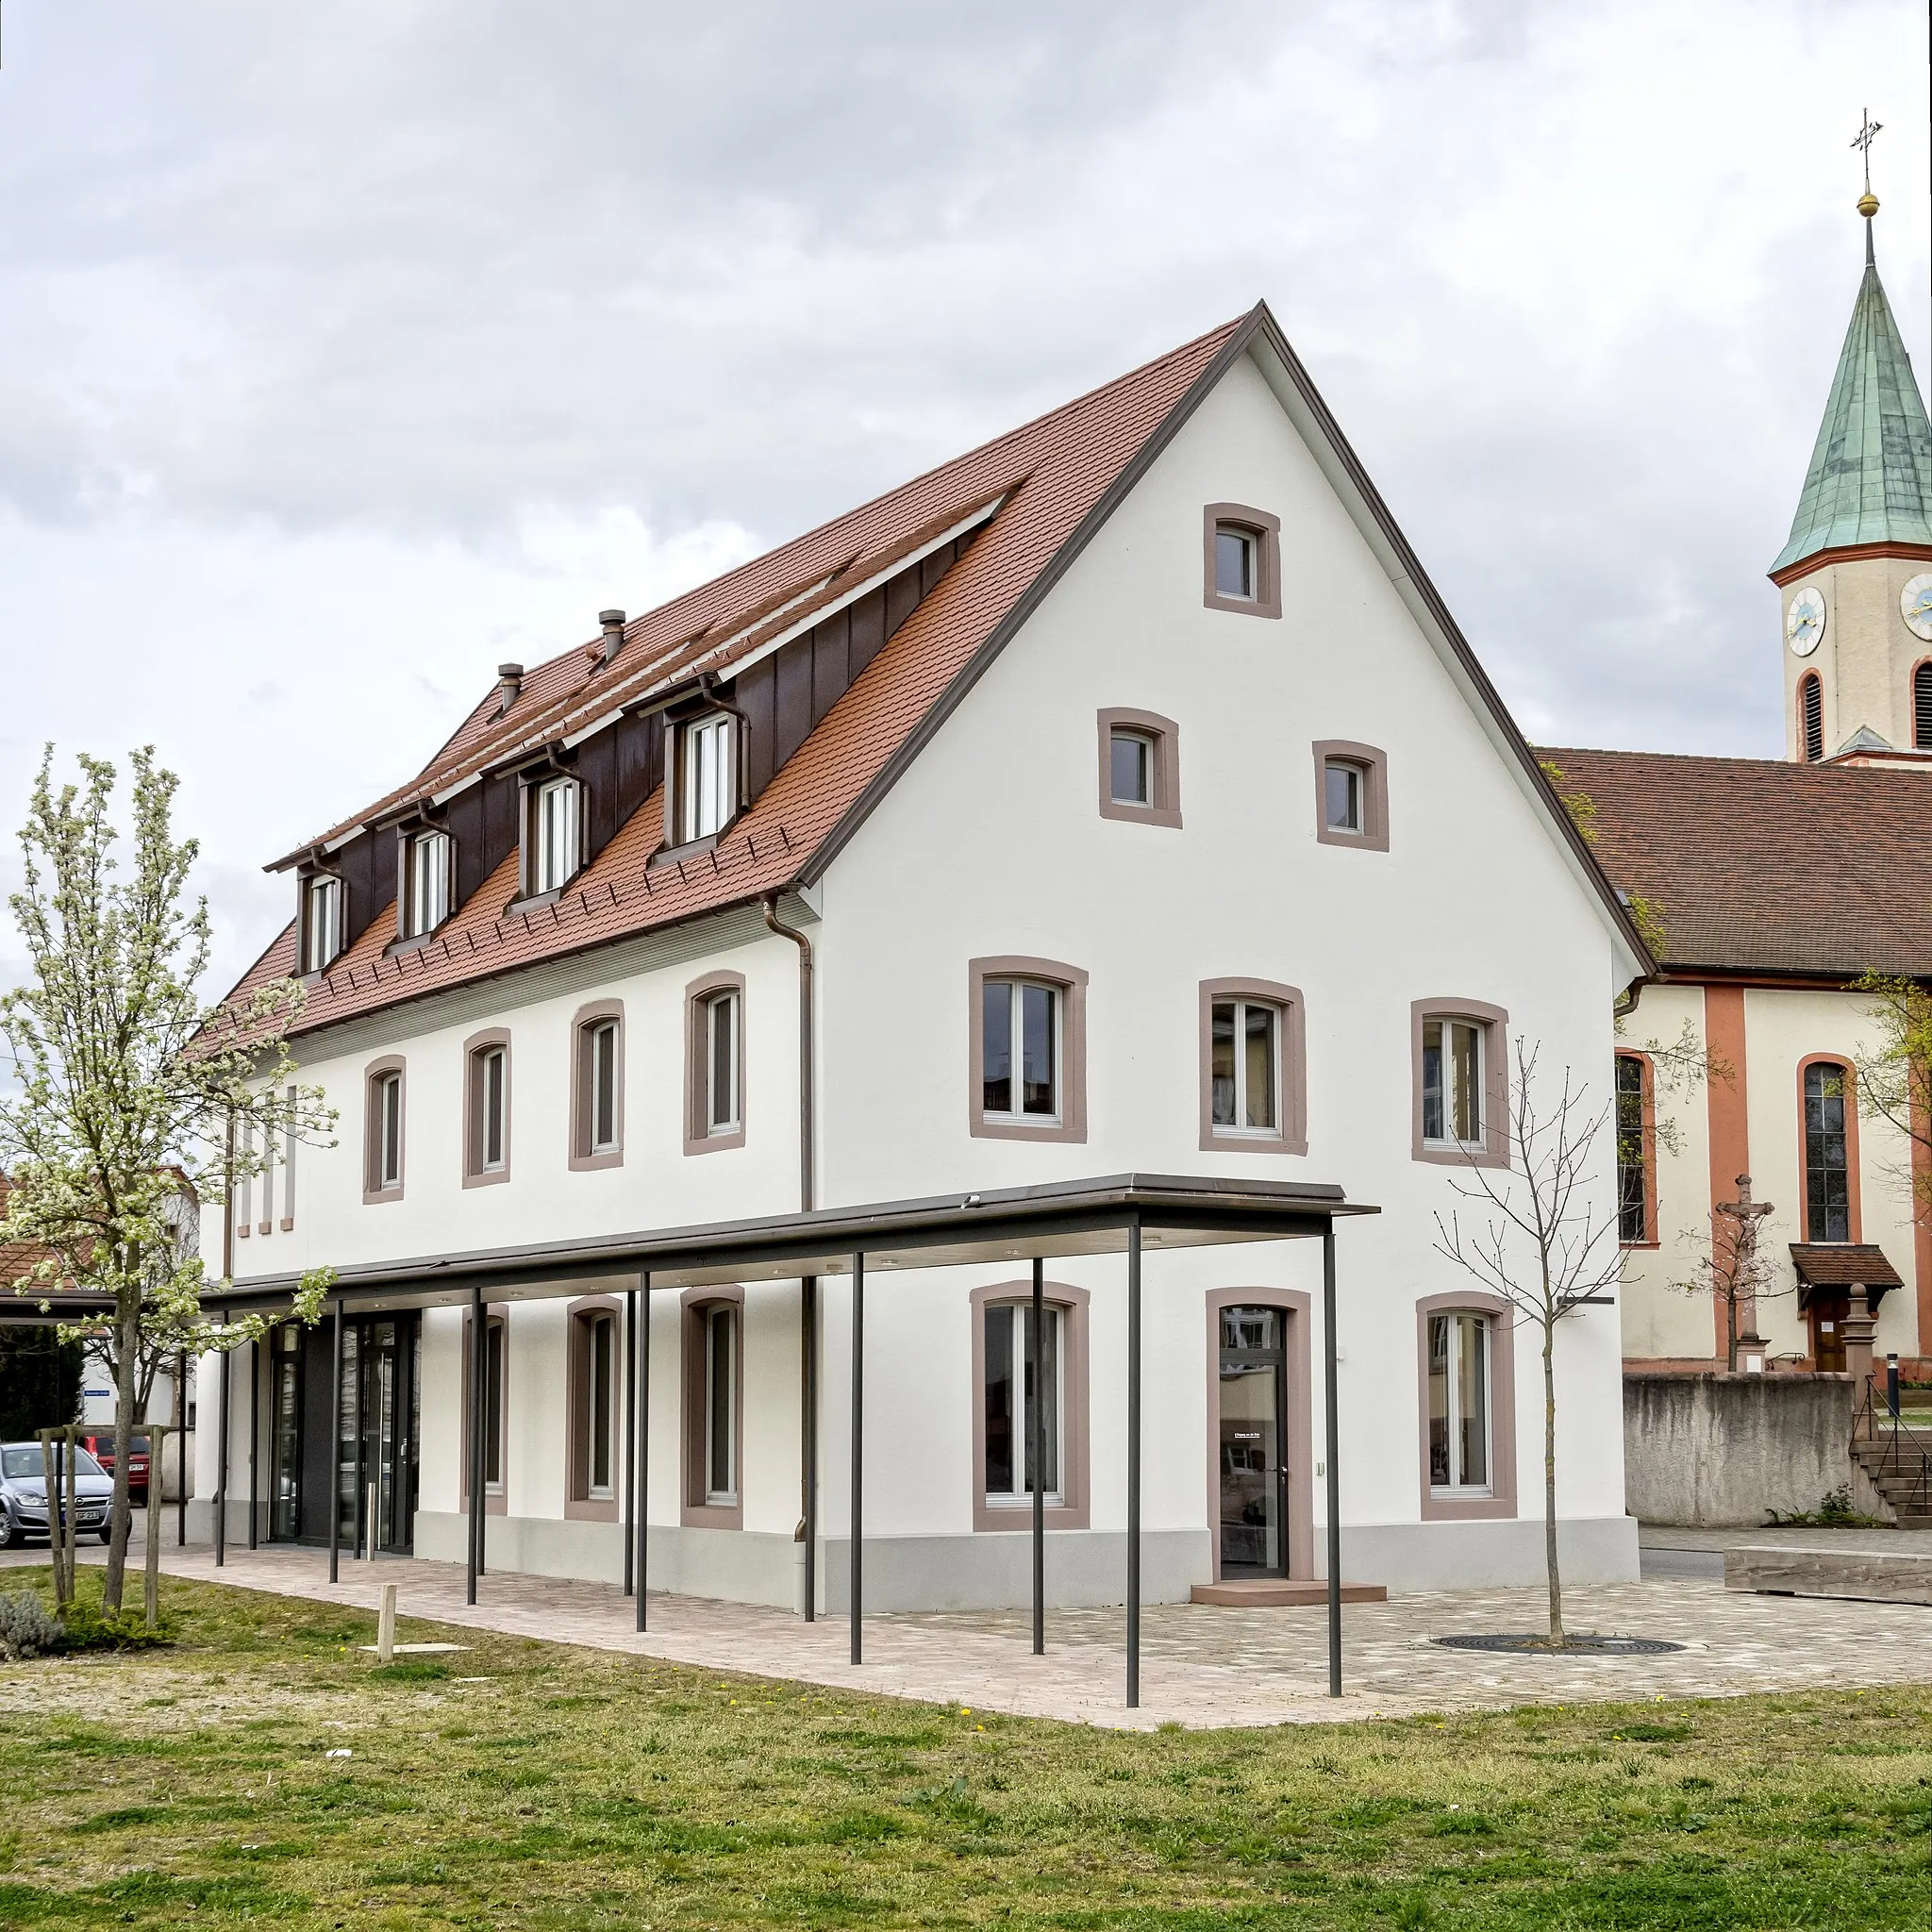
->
[0,0,1924,995]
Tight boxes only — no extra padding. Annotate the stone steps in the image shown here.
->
[1189,1578,1388,1607]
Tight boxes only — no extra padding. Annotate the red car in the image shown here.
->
[78,1431,152,1502]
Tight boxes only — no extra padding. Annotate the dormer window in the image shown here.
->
[400,829,452,939]
[528,775,581,896]
[679,714,736,844]
[301,874,341,974]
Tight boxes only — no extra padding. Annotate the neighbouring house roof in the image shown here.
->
[224,304,1648,1043]
[1539,745,1932,980]
[1770,233,1932,576]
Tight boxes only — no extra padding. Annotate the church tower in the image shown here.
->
[1772,182,1932,764]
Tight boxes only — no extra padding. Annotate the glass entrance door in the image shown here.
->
[333,1316,421,1556]
[1218,1305,1289,1577]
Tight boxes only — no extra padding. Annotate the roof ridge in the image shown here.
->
[275,312,1251,864]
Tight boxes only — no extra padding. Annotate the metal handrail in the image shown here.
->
[1851,1384,1932,1517]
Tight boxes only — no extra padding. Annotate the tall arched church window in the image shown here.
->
[1799,673,1824,762]
[1803,1061,1852,1241]
[1914,662,1932,749]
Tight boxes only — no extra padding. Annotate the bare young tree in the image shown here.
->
[0,748,336,1610]
[1434,1036,1624,1645]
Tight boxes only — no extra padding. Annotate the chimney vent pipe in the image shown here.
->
[496,662,524,713]
[598,609,626,664]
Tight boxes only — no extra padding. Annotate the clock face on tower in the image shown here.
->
[1902,575,1932,641]
[1786,587,1825,658]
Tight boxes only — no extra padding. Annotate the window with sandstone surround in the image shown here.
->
[570,1002,625,1170]
[681,1287,744,1529]
[1095,708,1182,828]
[566,1297,622,1520]
[684,973,745,1155]
[1202,503,1282,619]
[968,1281,1090,1532]
[362,1058,406,1202]
[1311,741,1390,852]
[1198,978,1307,1155]
[969,958,1089,1144]
[459,1306,508,1514]
[1411,1000,1509,1168]
[462,1031,510,1187]
[1415,1291,1516,1522]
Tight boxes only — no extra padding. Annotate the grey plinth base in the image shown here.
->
[1724,1543,1932,1606]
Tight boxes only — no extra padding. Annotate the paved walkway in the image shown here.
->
[9,1535,1932,1730]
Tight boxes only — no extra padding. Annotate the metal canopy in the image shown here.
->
[206,1173,1377,1316]
[211,1171,1377,1713]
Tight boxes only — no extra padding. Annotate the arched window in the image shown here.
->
[1803,1061,1852,1241]
[1914,662,1932,749]
[1798,673,1824,761]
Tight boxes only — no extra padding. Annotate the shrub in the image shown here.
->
[59,1600,171,1653]
[0,1589,64,1660]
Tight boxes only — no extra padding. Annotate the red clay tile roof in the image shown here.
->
[1789,1242,1903,1289]
[230,313,1251,1038]
[1540,745,1932,979]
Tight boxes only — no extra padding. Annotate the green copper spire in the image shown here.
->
[1772,222,1932,575]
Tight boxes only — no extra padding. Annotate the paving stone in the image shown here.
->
[9,1537,1930,1731]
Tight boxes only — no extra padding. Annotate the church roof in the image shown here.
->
[1538,745,1932,979]
[1771,233,1932,576]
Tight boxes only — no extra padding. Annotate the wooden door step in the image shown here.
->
[1190,1579,1388,1607]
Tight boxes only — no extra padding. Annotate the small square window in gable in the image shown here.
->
[1095,709,1182,828]
[1202,504,1281,618]
[1311,741,1390,851]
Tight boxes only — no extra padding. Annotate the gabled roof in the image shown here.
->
[1539,744,1932,979]
[227,304,1650,1042]
[1771,226,1932,576]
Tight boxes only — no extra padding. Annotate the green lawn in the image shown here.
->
[0,1568,1926,1929]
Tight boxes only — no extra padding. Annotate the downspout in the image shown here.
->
[763,891,818,1618]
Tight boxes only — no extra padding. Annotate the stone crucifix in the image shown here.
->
[1715,1173,1774,1371]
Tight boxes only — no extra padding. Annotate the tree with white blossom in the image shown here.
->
[0,748,335,1611]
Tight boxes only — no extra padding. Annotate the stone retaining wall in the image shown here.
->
[1623,1372,1889,1525]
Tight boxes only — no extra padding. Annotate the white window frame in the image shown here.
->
[1214,524,1257,601]
[681,714,736,844]
[705,990,741,1136]
[1427,1309,1493,1496]
[1323,758,1365,836]
[1108,728,1155,808]
[530,776,581,896]
[588,1020,620,1155]
[474,1044,508,1174]
[704,1303,738,1507]
[1422,1016,1486,1152]
[981,978,1062,1126]
[402,829,452,938]
[980,1300,1065,1509]
[1208,997,1282,1137]
[586,1310,616,1501]
[375,1072,403,1191]
[302,874,341,974]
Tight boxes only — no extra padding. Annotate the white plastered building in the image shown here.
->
[194,302,1648,1608]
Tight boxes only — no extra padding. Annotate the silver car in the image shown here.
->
[0,1441,114,1548]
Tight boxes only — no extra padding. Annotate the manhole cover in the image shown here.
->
[1431,1633,1685,1657]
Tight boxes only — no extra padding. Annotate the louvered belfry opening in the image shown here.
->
[1914,661,1932,749]
[1800,672,1824,762]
